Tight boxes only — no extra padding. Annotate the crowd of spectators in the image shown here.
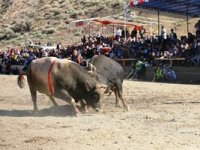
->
[0,20,200,74]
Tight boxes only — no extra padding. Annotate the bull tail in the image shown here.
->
[17,74,26,89]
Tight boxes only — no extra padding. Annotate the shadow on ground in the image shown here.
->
[0,105,80,117]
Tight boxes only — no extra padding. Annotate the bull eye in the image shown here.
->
[93,86,97,90]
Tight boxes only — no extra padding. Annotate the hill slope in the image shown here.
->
[0,0,199,49]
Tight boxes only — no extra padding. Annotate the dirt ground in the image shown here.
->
[0,75,200,150]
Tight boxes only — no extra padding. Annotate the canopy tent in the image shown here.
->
[69,18,142,38]
[91,18,142,30]
[129,0,200,17]
[70,18,142,29]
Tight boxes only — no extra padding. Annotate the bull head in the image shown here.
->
[85,81,107,92]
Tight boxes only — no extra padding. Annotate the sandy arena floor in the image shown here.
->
[0,75,200,150]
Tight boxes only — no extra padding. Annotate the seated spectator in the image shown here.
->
[71,49,81,65]
[128,60,146,79]
[166,67,176,82]
[22,54,37,73]
[153,64,163,82]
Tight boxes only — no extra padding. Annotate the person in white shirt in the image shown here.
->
[115,27,122,38]
[161,26,167,39]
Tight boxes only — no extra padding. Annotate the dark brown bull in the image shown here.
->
[17,57,105,115]
[89,55,129,111]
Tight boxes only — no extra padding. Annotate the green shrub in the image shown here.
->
[0,28,16,40]
[42,28,55,34]
[11,20,31,33]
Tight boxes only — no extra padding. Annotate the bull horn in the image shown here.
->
[88,63,96,72]
[97,83,107,89]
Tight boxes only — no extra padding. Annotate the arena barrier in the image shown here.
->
[124,66,200,84]
[1,63,200,84]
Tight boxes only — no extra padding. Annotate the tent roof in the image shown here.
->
[91,18,142,29]
[132,0,200,17]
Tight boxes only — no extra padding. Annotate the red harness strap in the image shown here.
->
[48,60,56,95]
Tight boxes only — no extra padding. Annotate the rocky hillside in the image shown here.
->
[0,0,199,49]
[0,0,126,48]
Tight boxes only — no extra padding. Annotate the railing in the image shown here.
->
[114,57,186,66]
[154,57,186,65]
[114,58,137,66]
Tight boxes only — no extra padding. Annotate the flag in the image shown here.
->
[128,0,149,8]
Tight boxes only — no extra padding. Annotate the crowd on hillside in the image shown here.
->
[0,20,200,74]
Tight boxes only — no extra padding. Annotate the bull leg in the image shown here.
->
[71,98,81,115]
[79,99,88,113]
[55,89,80,115]
[114,89,120,107]
[30,89,38,112]
[118,90,129,112]
[48,96,58,106]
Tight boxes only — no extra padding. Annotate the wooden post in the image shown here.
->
[158,10,160,36]
[101,25,103,35]
[89,23,91,37]
[186,4,189,36]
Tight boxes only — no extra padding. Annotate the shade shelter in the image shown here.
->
[128,0,200,35]
[69,18,142,38]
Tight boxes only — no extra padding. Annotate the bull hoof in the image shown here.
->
[83,109,89,114]
[73,108,81,117]
[53,104,59,108]
[74,113,80,117]
[32,110,39,115]
[115,104,121,108]
[54,103,59,107]
[123,106,130,112]
[33,107,38,113]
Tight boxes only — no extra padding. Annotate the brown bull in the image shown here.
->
[17,57,105,115]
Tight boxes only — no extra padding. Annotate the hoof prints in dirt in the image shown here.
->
[0,105,78,117]
[25,136,56,145]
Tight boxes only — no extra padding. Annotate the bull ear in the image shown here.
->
[88,63,96,72]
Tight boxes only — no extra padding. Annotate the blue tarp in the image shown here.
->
[133,0,200,17]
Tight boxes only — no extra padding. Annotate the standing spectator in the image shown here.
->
[169,29,177,43]
[194,20,200,39]
[81,35,86,45]
[115,27,122,39]
[139,26,146,39]
[57,42,62,50]
[131,27,137,39]
[122,28,129,39]
[161,26,167,39]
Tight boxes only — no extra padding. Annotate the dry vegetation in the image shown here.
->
[0,0,199,49]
